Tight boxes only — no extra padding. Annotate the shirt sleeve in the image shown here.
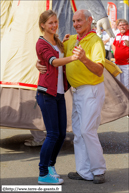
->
[91,39,105,67]
[36,42,57,65]
[63,40,69,57]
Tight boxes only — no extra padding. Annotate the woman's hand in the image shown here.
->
[36,60,47,74]
[62,34,70,43]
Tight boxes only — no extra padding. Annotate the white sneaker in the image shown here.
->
[24,139,45,146]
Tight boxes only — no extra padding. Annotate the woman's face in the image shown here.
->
[41,15,58,35]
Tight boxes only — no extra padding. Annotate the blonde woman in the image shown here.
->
[36,10,78,185]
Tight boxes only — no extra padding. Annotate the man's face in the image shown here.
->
[118,22,128,34]
[72,11,91,35]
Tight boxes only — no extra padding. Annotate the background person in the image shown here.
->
[112,19,129,89]
[110,20,120,58]
[102,30,111,60]
[24,130,46,147]
[112,20,120,36]
[97,28,111,60]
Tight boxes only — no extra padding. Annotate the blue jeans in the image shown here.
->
[36,91,67,176]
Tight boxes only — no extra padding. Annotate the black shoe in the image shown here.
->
[68,172,85,180]
[93,174,105,184]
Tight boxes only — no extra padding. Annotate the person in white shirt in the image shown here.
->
[112,20,120,36]
[110,20,120,58]
[102,30,111,60]
[24,130,46,147]
[97,28,111,60]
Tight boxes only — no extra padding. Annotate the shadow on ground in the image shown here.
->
[0,131,129,163]
[1,168,128,193]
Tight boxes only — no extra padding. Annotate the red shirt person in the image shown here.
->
[112,19,129,89]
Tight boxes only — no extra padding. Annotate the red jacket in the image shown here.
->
[36,36,69,96]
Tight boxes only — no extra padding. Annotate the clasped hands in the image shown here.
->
[72,45,86,62]
[36,46,86,74]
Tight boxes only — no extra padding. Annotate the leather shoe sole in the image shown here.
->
[93,174,105,184]
[68,172,85,180]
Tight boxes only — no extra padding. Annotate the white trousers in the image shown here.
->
[116,65,129,89]
[72,83,106,180]
[30,130,46,142]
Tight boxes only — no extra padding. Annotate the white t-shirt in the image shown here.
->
[97,31,110,51]
[102,31,110,51]
[53,45,64,94]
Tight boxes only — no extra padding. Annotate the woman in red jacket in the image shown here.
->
[36,10,78,185]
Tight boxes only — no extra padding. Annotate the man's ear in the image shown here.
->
[88,17,93,25]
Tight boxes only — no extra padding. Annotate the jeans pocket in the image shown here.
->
[36,91,44,105]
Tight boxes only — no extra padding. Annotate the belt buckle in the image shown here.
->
[72,88,77,93]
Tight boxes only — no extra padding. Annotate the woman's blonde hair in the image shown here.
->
[39,10,64,53]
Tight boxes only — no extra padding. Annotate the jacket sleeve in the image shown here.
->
[36,42,57,65]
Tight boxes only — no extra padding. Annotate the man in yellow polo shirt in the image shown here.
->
[36,9,106,184]
[64,9,106,184]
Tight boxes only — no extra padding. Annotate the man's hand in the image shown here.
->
[124,40,129,47]
[97,17,115,38]
[36,60,47,74]
[72,45,104,77]
[62,34,70,43]
[72,45,86,63]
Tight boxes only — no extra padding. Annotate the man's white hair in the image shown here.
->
[82,9,92,20]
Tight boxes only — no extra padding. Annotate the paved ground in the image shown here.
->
[0,116,129,193]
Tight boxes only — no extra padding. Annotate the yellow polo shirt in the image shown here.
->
[64,33,105,88]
